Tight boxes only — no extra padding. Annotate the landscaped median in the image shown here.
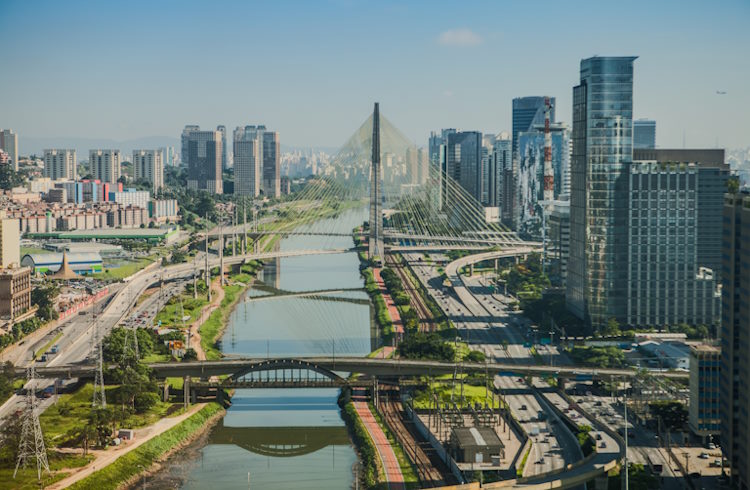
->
[339,396,381,488]
[66,402,224,490]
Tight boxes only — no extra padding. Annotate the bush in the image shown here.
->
[133,392,160,412]
[397,332,455,361]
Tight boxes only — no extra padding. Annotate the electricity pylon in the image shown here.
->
[14,365,50,481]
[91,313,106,409]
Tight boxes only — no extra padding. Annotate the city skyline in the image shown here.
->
[1,0,749,151]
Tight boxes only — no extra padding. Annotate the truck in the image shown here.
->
[49,345,59,354]
[537,410,548,421]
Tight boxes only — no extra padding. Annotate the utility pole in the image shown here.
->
[92,311,106,409]
[623,392,629,490]
[14,365,50,481]
[204,213,211,301]
[219,209,225,286]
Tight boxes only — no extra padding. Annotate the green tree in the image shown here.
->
[603,318,621,337]
[182,348,198,361]
[0,164,25,190]
[31,283,60,321]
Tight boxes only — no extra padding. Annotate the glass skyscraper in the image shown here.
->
[567,56,636,329]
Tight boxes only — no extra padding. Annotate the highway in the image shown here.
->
[402,252,579,477]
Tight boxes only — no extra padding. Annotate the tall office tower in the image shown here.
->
[510,97,556,228]
[428,129,457,210]
[185,131,223,194]
[132,149,164,193]
[479,134,496,205]
[516,123,571,237]
[0,129,19,171]
[634,149,729,278]
[633,119,656,149]
[181,125,200,165]
[566,56,636,329]
[262,130,281,198]
[627,159,722,328]
[720,190,750,489]
[160,146,176,167]
[488,134,511,211]
[417,147,429,185]
[43,149,77,180]
[233,126,262,197]
[446,131,483,203]
[548,200,570,284]
[89,149,121,185]
[217,125,227,170]
[512,97,556,156]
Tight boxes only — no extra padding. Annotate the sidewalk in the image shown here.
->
[353,401,405,490]
[48,403,206,489]
[372,267,404,337]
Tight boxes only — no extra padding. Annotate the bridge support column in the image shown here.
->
[469,264,474,276]
[183,376,190,409]
[161,383,170,402]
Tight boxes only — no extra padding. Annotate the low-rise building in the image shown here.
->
[689,345,720,443]
[149,199,179,223]
[0,211,20,268]
[0,266,32,319]
[21,252,103,275]
[449,427,504,464]
[637,340,691,369]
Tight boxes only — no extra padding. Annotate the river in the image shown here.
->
[145,206,373,489]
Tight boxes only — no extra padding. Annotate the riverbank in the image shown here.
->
[56,402,224,490]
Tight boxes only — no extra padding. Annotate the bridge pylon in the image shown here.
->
[368,102,384,261]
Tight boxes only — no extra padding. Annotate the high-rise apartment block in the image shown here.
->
[633,119,656,149]
[0,129,19,171]
[184,129,223,194]
[234,125,263,197]
[263,130,281,198]
[567,56,636,329]
[89,149,121,185]
[132,149,164,193]
[720,190,750,489]
[43,149,77,180]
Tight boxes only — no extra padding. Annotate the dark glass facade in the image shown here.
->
[566,56,636,328]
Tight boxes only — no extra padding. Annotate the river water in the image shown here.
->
[145,206,373,489]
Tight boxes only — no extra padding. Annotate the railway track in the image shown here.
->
[385,254,435,332]
[378,389,455,487]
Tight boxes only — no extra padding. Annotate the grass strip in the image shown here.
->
[35,331,63,359]
[67,403,224,490]
[517,441,532,477]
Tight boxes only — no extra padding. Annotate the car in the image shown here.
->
[595,433,603,440]
[707,442,717,449]
[599,442,607,448]
[520,404,527,410]
[699,452,709,459]
[537,458,545,464]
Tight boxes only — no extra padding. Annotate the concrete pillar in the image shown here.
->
[469,264,474,276]
[593,475,608,490]
[162,383,170,402]
[183,376,190,409]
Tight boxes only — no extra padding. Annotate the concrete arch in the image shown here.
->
[227,358,345,384]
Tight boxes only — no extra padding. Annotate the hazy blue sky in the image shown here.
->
[1,0,748,150]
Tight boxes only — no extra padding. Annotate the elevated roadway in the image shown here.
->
[32,356,688,381]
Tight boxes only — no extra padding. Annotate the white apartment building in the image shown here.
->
[90,149,121,184]
[132,149,164,193]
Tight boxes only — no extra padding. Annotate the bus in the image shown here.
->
[647,454,663,475]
